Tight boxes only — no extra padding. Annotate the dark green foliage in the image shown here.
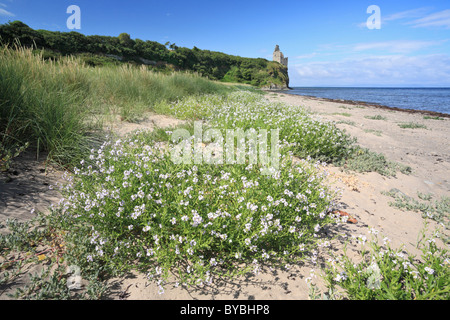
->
[0,21,289,88]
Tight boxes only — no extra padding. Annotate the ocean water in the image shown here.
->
[288,87,450,115]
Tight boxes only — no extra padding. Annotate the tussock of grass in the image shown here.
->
[363,129,383,136]
[423,116,444,120]
[0,46,231,168]
[364,115,387,120]
[398,122,427,129]
[338,148,412,177]
[332,112,352,117]
[382,189,450,234]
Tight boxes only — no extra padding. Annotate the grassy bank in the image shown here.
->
[0,46,231,170]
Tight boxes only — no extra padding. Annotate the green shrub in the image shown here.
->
[158,92,357,164]
[54,131,336,289]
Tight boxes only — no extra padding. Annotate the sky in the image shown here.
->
[1,0,450,87]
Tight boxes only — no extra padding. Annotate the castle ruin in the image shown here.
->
[273,45,288,68]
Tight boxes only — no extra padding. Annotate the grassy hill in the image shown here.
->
[0,21,289,89]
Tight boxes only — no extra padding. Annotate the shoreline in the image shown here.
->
[273,91,450,118]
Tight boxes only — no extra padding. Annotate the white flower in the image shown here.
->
[424,267,435,275]
[410,270,420,279]
[158,286,165,295]
[334,272,347,282]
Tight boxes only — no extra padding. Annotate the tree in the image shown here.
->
[118,33,134,48]
[0,21,44,47]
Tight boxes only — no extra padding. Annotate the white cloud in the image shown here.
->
[353,40,446,54]
[408,9,450,29]
[383,7,431,22]
[295,52,319,60]
[0,8,14,16]
[355,7,450,30]
[356,7,430,28]
[291,54,450,86]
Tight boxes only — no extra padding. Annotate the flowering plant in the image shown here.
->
[320,228,449,300]
[58,129,337,290]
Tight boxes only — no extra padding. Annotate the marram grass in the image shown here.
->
[0,46,230,169]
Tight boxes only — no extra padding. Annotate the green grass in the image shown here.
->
[398,122,428,129]
[336,120,356,126]
[363,129,383,136]
[0,46,232,169]
[364,115,387,120]
[382,189,450,237]
[423,116,445,120]
[338,148,412,177]
[332,112,352,117]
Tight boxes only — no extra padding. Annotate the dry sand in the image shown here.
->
[1,92,449,300]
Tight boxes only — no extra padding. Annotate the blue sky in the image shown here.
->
[1,0,449,87]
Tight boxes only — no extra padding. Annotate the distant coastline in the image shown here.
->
[277,87,450,118]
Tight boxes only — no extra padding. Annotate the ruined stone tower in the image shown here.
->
[273,45,288,68]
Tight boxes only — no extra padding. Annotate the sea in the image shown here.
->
[287,87,450,115]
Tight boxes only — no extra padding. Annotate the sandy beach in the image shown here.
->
[1,91,449,300]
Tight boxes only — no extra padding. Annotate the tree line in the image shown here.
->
[0,21,289,87]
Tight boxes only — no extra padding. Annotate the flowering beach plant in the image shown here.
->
[320,229,450,300]
[57,126,337,289]
[158,92,356,163]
